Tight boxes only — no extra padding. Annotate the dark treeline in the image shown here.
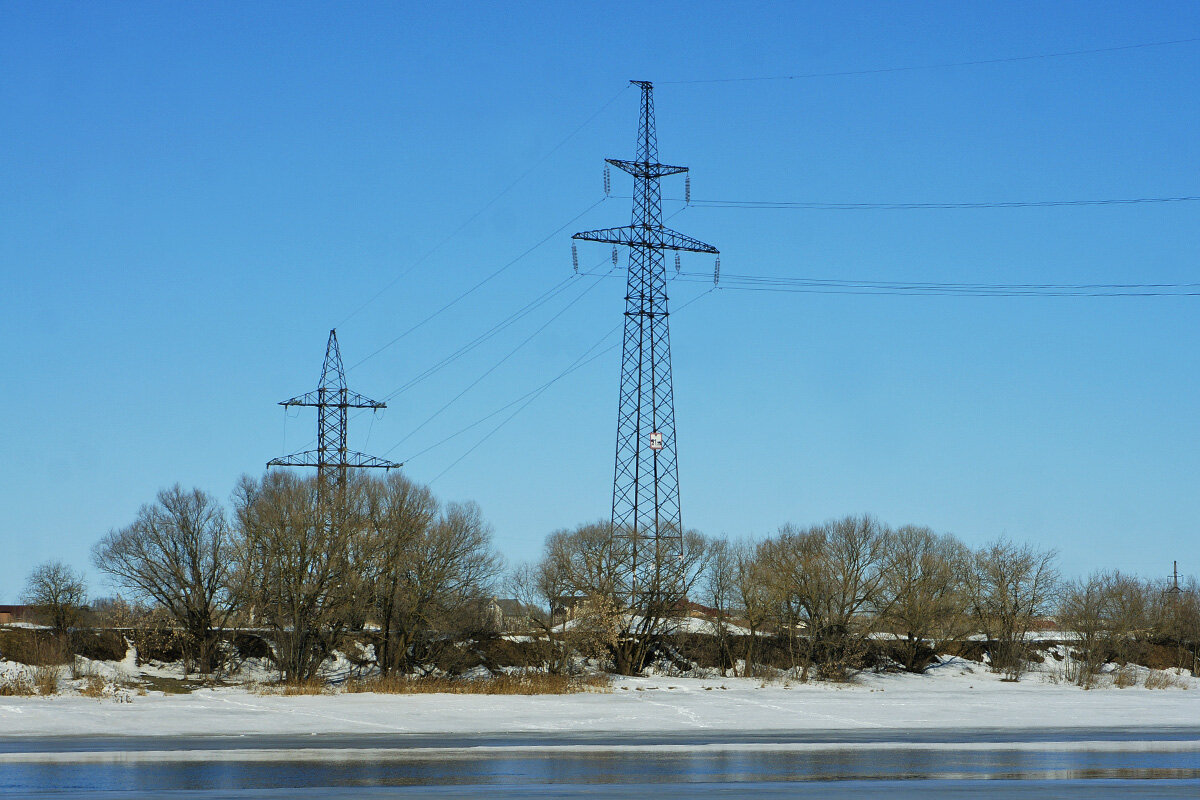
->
[13,472,1200,686]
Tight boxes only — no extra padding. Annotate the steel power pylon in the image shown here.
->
[268,329,399,495]
[573,80,718,604]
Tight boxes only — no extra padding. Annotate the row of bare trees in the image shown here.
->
[512,515,1198,682]
[90,471,500,679]
[1058,570,1200,686]
[20,497,1199,685]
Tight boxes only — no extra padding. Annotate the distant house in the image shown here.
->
[0,605,35,625]
[486,598,533,633]
[549,594,590,623]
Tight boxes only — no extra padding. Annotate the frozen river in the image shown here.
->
[2,728,1198,798]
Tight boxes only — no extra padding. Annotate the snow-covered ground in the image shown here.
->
[0,655,1196,738]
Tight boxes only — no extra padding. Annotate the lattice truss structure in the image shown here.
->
[268,329,398,496]
[573,81,718,604]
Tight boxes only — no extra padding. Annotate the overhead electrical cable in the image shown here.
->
[405,323,624,464]
[374,256,613,399]
[653,195,1200,210]
[334,84,631,328]
[423,286,718,484]
[380,264,619,457]
[348,196,608,371]
[373,276,577,395]
[662,36,1200,85]
[352,274,575,375]
[677,271,1200,297]
[578,269,1200,297]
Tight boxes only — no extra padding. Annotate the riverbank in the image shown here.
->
[1,658,1196,738]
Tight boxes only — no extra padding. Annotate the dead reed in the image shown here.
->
[1145,670,1190,690]
[32,665,58,695]
[255,677,330,696]
[1113,666,1139,688]
[0,675,35,697]
[78,675,107,698]
[345,673,610,695]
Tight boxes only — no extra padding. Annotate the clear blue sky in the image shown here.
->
[3,2,1199,602]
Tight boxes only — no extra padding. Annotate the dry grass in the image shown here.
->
[1113,666,1139,688]
[345,672,610,695]
[32,665,59,695]
[255,678,330,696]
[1145,670,1191,690]
[0,675,35,697]
[79,675,108,698]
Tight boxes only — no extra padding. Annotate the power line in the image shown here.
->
[374,276,577,396]
[289,248,611,457]
[347,197,608,371]
[414,324,623,470]
[658,195,1200,210]
[334,85,630,328]
[424,286,718,485]
[381,264,619,457]
[663,37,1200,85]
[580,269,1200,297]
[375,255,613,401]
[681,272,1200,297]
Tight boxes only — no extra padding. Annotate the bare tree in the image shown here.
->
[1058,572,1114,687]
[232,471,360,681]
[505,561,568,673]
[365,497,500,675]
[1150,574,1200,675]
[702,538,738,675]
[1105,572,1150,667]
[537,521,621,671]
[875,526,971,672]
[734,540,772,677]
[1060,571,1151,686]
[23,561,87,638]
[537,521,711,675]
[760,515,889,681]
[358,472,439,674]
[93,485,236,673]
[964,539,1059,680]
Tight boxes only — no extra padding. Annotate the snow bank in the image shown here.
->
[0,657,1196,738]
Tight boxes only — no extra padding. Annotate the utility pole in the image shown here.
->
[268,329,399,504]
[573,80,718,606]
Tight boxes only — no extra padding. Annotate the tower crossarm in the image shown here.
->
[606,158,688,179]
[572,224,719,254]
[267,449,401,470]
[278,390,387,409]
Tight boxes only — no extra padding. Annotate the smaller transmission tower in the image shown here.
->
[268,329,399,495]
[1166,561,1184,601]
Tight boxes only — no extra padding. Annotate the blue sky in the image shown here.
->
[3,2,1199,601]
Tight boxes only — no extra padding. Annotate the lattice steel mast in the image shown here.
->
[268,329,399,495]
[573,80,718,602]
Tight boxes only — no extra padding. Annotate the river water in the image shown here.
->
[2,728,1198,798]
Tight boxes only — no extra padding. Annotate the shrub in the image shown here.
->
[1145,670,1190,690]
[231,633,272,661]
[0,675,34,696]
[0,629,70,666]
[79,675,107,698]
[71,630,127,662]
[32,665,58,695]
[1113,665,1138,688]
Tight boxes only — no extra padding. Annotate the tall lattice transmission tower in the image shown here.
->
[268,329,399,497]
[573,80,718,604]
